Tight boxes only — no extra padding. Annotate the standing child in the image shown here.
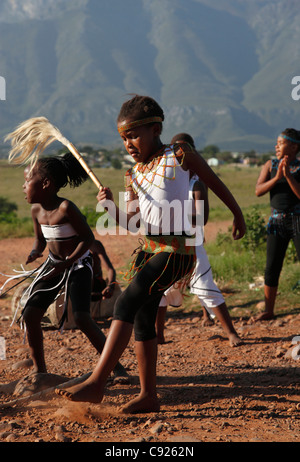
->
[254,128,300,321]
[56,95,246,413]
[156,133,242,347]
[21,153,128,380]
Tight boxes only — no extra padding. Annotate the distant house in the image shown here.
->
[207,157,220,166]
[242,157,259,166]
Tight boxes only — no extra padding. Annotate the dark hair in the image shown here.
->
[117,94,164,125]
[37,152,88,189]
[281,128,300,143]
[171,133,195,149]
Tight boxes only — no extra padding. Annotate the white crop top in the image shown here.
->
[40,223,78,241]
[128,146,192,234]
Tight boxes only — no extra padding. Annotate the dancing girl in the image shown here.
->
[56,95,246,413]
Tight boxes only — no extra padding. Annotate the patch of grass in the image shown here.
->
[207,165,269,220]
[0,161,127,219]
[1,161,298,318]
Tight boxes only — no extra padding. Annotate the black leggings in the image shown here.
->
[114,251,194,341]
[265,233,300,287]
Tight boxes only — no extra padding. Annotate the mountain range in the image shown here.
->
[0,0,300,152]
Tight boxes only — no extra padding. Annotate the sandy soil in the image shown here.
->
[0,223,299,444]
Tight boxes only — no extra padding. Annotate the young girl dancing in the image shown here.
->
[56,95,246,413]
[21,153,128,379]
[255,128,300,321]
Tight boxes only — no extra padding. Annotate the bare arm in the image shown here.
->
[90,240,116,284]
[179,144,246,240]
[63,201,95,265]
[90,240,116,298]
[26,205,47,264]
[282,156,300,199]
[97,185,140,232]
[255,159,283,197]
[193,180,209,225]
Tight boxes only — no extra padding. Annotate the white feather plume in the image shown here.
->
[5,117,70,168]
[4,116,103,189]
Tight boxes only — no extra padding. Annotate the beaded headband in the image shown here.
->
[279,134,300,144]
[118,116,163,133]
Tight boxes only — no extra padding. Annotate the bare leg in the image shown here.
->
[74,312,128,379]
[56,319,133,402]
[202,307,215,326]
[254,285,277,321]
[121,338,160,414]
[23,305,47,373]
[212,303,243,346]
[156,305,167,344]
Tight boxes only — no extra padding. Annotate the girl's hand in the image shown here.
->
[97,187,114,204]
[275,159,284,180]
[102,283,115,299]
[281,155,291,178]
[232,215,246,240]
[26,250,43,265]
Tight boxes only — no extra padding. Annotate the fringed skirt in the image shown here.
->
[124,234,196,294]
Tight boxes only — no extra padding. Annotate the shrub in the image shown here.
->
[241,206,267,254]
[0,196,18,222]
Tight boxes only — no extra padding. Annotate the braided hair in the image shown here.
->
[117,94,164,126]
[37,152,88,190]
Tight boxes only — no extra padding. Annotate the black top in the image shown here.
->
[270,158,300,213]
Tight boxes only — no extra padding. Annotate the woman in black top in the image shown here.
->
[255,128,300,320]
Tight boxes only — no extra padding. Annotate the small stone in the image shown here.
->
[150,422,164,434]
[11,358,33,370]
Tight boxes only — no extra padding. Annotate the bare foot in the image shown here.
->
[228,333,244,347]
[252,311,275,322]
[55,379,104,403]
[202,317,215,327]
[121,393,160,414]
[111,373,131,385]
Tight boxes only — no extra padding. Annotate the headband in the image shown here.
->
[118,116,163,133]
[279,134,300,144]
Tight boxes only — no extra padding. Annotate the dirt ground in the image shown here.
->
[0,222,299,445]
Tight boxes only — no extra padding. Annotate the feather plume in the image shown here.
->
[5,117,70,168]
[4,117,102,189]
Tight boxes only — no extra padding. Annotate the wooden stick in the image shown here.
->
[5,117,103,190]
[67,142,103,190]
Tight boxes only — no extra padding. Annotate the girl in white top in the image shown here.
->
[20,153,128,380]
[56,95,246,413]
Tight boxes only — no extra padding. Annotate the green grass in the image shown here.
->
[0,161,127,220]
[207,164,269,220]
[0,161,269,221]
[1,161,298,319]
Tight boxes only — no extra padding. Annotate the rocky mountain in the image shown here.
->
[0,0,300,151]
